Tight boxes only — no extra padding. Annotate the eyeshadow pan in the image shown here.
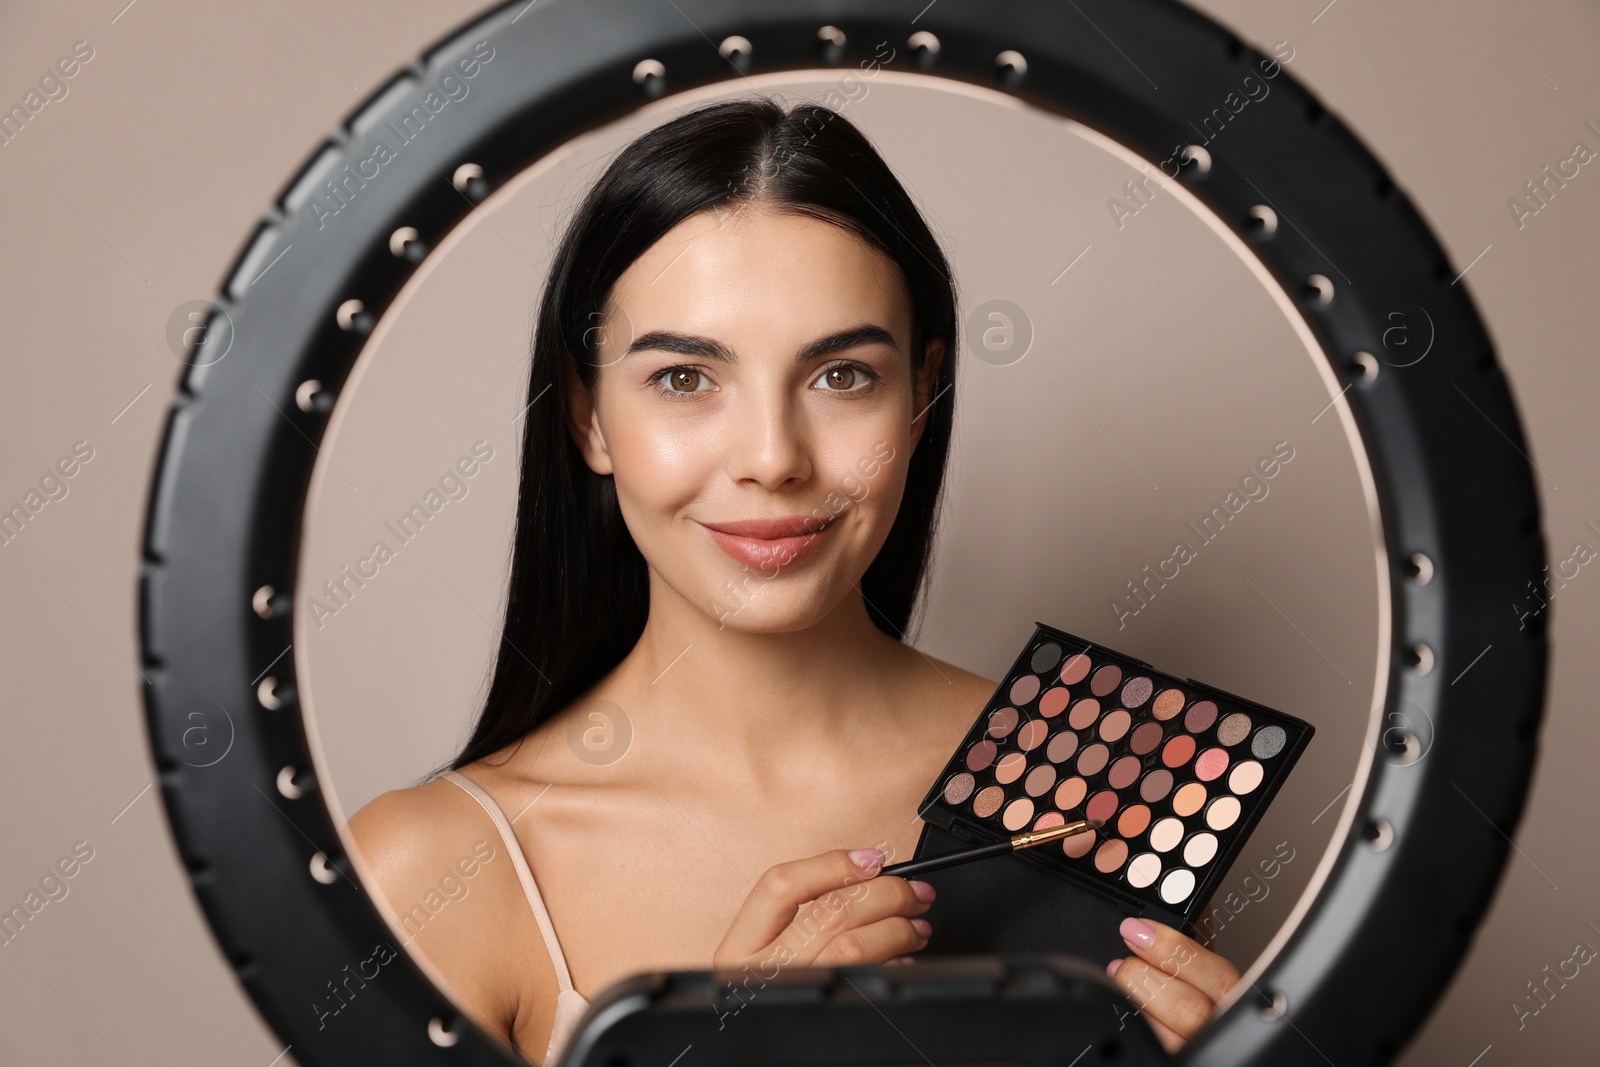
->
[1120,675,1154,708]
[995,752,1028,784]
[1139,768,1174,803]
[1172,782,1206,816]
[1117,803,1151,838]
[1030,642,1063,673]
[1017,720,1049,751]
[1252,725,1287,759]
[1129,721,1164,755]
[1094,838,1129,873]
[1183,831,1219,867]
[1126,852,1162,888]
[1025,763,1057,797]
[1216,712,1252,746]
[1055,777,1087,810]
[1076,742,1111,777]
[1161,734,1196,768]
[1011,674,1042,706]
[1067,698,1102,731]
[1099,709,1132,743]
[1046,731,1079,764]
[1107,755,1142,789]
[1062,829,1096,858]
[1160,868,1196,904]
[987,707,1019,738]
[1002,797,1035,831]
[1205,795,1241,831]
[1090,664,1123,697]
[943,772,975,804]
[1085,789,1119,825]
[1038,687,1071,718]
[973,785,1005,818]
[1194,747,1229,782]
[1033,811,1066,831]
[1185,700,1218,733]
[966,740,997,771]
[1149,817,1184,852]
[1229,760,1265,795]
[1152,688,1186,720]
[1060,653,1093,685]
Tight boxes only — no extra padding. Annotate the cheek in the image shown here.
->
[606,413,717,515]
[821,429,905,518]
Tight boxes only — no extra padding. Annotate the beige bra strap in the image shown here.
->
[438,770,575,992]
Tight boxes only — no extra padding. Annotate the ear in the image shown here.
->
[909,335,946,453]
[564,355,614,476]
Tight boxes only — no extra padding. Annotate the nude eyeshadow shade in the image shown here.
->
[1046,731,1079,764]
[1060,653,1092,685]
[915,622,1314,934]
[943,773,976,804]
[1017,720,1050,751]
[971,785,1005,818]
[995,752,1028,784]
[1039,687,1071,717]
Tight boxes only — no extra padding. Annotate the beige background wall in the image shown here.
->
[1,1,1595,1064]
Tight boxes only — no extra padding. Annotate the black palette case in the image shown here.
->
[909,623,1313,964]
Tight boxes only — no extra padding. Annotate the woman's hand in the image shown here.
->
[712,848,935,974]
[1106,916,1242,1052]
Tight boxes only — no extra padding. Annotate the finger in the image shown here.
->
[780,875,934,963]
[1120,982,1186,1055]
[1106,964,1186,1056]
[811,914,932,967]
[1108,954,1216,1044]
[718,848,887,958]
[1117,916,1241,1004]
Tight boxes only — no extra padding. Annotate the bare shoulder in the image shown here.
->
[345,776,526,1039]
[347,776,474,883]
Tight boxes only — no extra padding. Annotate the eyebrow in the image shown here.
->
[622,324,899,364]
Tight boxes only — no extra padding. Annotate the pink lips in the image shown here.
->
[699,514,833,570]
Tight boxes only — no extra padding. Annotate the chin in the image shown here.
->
[701,571,844,634]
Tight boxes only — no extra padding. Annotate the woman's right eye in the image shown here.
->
[654,366,715,396]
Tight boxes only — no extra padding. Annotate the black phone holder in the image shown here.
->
[559,955,1168,1067]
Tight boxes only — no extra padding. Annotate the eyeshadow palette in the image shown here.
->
[916,622,1313,931]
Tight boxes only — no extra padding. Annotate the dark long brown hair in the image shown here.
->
[442,95,959,774]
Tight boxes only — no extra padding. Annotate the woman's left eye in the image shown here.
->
[812,363,877,393]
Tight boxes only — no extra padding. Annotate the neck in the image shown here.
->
[614,566,909,786]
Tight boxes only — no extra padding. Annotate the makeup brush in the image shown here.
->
[878,819,1103,879]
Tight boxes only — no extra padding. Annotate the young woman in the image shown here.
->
[349,95,1241,1065]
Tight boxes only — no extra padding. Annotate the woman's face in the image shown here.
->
[568,205,944,633]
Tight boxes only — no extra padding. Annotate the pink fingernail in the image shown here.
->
[850,848,886,869]
[911,918,932,938]
[1107,957,1123,977]
[909,879,936,903]
[1120,916,1156,949]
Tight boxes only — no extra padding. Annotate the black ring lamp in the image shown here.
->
[138,0,1548,1063]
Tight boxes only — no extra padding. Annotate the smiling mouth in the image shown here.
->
[699,514,832,539]
[698,514,835,569]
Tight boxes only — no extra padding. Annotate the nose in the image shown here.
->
[721,382,812,490]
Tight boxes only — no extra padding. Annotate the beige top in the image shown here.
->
[439,770,590,1067]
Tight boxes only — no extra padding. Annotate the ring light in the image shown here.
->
[138,0,1548,1063]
